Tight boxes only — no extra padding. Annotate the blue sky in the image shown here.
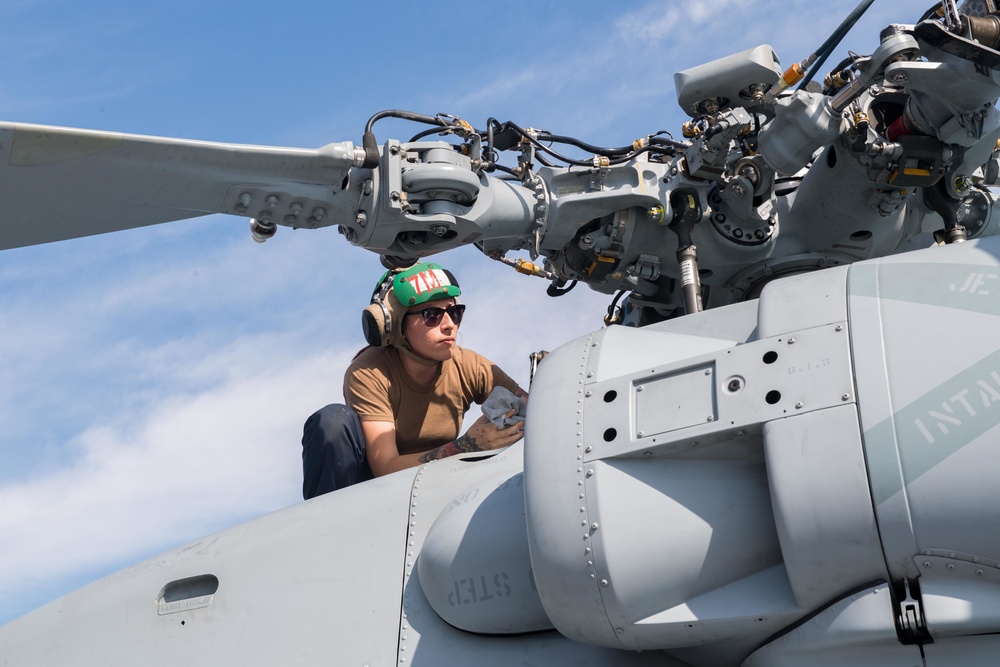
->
[0,0,911,625]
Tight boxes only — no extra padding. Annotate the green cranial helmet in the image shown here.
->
[389,262,461,306]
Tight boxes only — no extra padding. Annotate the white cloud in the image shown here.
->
[0,339,353,599]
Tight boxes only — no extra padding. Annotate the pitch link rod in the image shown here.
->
[669,191,704,314]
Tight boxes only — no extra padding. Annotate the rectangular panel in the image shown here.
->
[633,364,716,438]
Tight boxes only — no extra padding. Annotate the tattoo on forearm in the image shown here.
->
[418,433,482,463]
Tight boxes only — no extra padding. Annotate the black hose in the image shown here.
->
[537,132,636,156]
[798,0,876,89]
[361,110,465,168]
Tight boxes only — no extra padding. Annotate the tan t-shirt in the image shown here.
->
[344,346,521,455]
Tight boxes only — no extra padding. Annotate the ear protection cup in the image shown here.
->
[361,300,392,347]
[361,271,396,347]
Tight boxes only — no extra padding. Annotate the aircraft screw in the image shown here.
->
[266,195,279,208]
[601,579,609,587]
[842,394,851,401]
[356,211,368,228]
[788,337,796,344]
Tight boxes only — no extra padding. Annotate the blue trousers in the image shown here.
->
[301,404,373,499]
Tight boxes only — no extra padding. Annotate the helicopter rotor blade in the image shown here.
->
[0,122,363,250]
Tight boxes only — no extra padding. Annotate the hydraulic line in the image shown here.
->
[796,0,876,90]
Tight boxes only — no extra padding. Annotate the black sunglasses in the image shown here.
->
[407,303,466,327]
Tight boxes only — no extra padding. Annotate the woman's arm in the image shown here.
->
[363,412,523,476]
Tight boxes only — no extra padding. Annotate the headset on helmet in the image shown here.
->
[361,262,461,348]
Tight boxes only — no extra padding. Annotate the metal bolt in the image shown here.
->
[290,202,303,214]
[637,431,645,437]
[591,522,599,530]
[947,563,956,571]
[707,415,715,422]
[266,195,279,208]
[644,452,652,458]
[363,179,374,195]
[788,337,796,344]
[923,561,932,568]
[356,211,369,228]
[795,402,803,409]
[585,445,593,453]
[636,385,644,392]
[835,325,843,332]
[842,394,851,401]
[601,579,609,587]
